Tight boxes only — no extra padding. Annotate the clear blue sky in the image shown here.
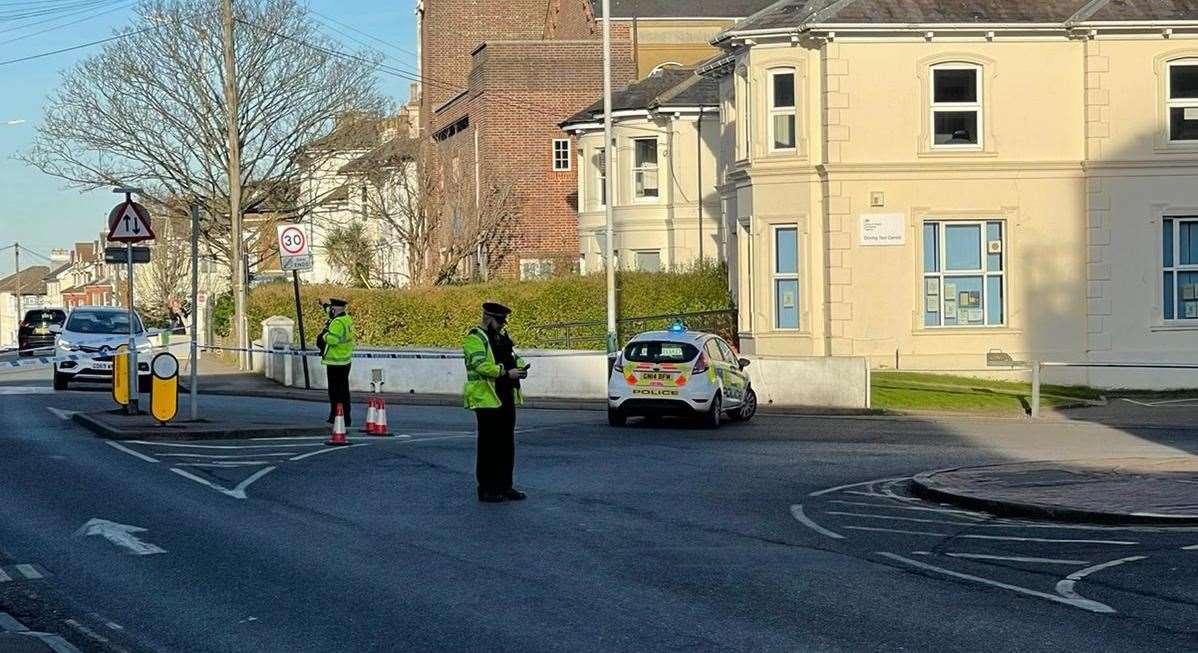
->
[0,0,418,276]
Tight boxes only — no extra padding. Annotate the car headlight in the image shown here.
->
[57,339,75,350]
[137,341,153,352]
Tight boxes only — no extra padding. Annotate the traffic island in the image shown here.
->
[73,409,329,441]
[911,457,1198,525]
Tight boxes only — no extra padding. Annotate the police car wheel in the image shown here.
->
[53,372,70,391]
[607,407,627,427]
[729,388,757,422]
[702,394,723,429]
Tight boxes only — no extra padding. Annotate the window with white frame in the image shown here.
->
[930,64,982,148]
[773,226,799,330]
[769,69,796,151]
[632,138,659,200]
[1163,217,1198,320]
[593,149,607,207]
[552,138,571,171]
[634,250,661,273]
[1167,60,1198,143]
[923,220,1005,327]
[520,259,554,280]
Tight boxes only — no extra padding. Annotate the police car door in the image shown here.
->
[716,339,749,404]
[704,338,741,408]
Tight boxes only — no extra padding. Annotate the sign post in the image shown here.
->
[276,224,314,389]
[109,188,156,414]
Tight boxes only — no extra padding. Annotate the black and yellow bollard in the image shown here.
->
[150,352,179,425]
[111,344,130,408]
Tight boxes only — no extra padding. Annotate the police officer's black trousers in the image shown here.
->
[326,363,352,426]
[475,401,516,494]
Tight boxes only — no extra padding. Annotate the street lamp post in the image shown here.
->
[602,0,617,357]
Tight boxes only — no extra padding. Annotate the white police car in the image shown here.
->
[607,323,757,428]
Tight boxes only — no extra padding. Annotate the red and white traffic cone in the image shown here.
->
[361,398,378,433]
[326,404,349,447]
[372,397,391,437]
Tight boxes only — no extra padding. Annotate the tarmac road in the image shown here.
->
[0,363,1196,652]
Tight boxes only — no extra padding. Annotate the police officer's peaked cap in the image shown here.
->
[327,298,348,307]
[482,302,512,317]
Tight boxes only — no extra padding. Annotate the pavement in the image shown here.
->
[2,351,1198,651]
[913,458,1198,524]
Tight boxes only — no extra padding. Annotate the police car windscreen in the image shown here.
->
[624,341,699,364]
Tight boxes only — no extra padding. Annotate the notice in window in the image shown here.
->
[860,213,906,246]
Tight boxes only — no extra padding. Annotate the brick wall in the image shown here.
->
[420,0,597,135]
[473,37,635,277]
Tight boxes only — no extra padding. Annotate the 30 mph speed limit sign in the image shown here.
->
[277,224,313,272]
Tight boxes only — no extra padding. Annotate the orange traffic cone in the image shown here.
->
[361,398,378,433]
[326,404,349,446]
[372,397,392,437]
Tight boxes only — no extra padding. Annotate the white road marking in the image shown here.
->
[401,434,475,444]
[170,465,277,500]
[289,443,369,461]
[1120,397,1198,407]
[160,452,297,459]
[74,519,166,556]
[877,552,1117,614]
[0,611,27,630]
[829,500,988,519]
[14,564,42,579]
[128,441,323,449]
[843,526,1138,545]
[176,461,274,468]
[0,568,10,582]
[809,476,909,497]
[943,553,1092,565]
[1183,545,1198,550]
[46,407,77,420]
[1055,556,1148,604]
[105,441,159,463]
[789,504,845,539]
[824,511,979,526]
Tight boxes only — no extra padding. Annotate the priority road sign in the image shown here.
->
[107,201,155,243]
[277,223,313,272]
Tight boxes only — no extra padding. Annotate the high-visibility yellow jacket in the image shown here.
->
[462,327,525,410]
[321,314,353,366]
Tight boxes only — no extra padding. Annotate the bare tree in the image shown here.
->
[351,140,519,287]
[21,0,385,280]
[135,212,193,324]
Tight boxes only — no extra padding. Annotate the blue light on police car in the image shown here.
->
[668,320,686,333]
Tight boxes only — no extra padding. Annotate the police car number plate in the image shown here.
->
[640,372,675,381]
[92,362,113,371]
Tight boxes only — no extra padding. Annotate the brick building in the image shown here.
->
[417,0,634,279]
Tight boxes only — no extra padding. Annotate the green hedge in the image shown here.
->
[247,265,733,350]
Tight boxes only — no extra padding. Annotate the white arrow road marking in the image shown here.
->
[14,565,42,579]
[105,441,159,463]
[1055,556,1148,605]
[74,519,166,555]
[176,461,275,468]
[169,466,276,500]
[0,568,9,582]
[878,552,1117,614]
[46,407,77,420]
[789,504,844,539]
[1183,545,1198,550]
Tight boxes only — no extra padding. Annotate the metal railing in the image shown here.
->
[530,309,739,350]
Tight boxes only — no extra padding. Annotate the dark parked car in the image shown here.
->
[17,308,67,355]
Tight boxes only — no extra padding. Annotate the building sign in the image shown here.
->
[859,213,906,246]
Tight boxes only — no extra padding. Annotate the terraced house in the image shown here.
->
[701,0,1198,388]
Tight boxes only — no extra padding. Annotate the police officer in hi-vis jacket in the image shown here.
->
[462,302,529,503]
[318,298,354,426]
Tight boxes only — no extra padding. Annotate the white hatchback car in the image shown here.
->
[607,324,757,428]
[53,306,154,391]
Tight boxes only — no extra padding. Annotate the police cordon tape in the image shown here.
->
[198,344,610,360]
[0,341,192,375]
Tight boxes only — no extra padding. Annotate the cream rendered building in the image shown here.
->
[703,0,1198,389]
[563,67,723,273]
